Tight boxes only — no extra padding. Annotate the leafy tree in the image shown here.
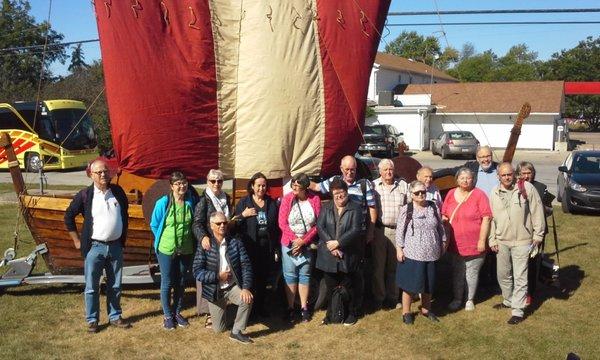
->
[544,36,600,130]
[67,43,89,73]
[459,42,476,60]
[447,50,497,82]
[0,0,66,101]
[494,44,540,81]
[44,61,112,151]
[384,30,458,69]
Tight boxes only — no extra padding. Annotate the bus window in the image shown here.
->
[51,109,97,150]
[0,109,30,131]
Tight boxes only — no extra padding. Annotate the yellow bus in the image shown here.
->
[0,100,99,171]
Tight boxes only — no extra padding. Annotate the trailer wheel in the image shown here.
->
[25,152,42,172]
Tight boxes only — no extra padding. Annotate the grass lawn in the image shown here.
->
[0,203,597,359]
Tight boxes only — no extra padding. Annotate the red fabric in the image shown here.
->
[442,188,492,256]
[94,1,218,180]
[564,82,600,95]
[278,191,322,247]
[317,0,391,176]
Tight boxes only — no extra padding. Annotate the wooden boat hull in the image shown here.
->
[20,194,154,275]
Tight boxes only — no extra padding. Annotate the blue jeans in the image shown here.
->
[157,251,193,318]
[84,241,123,323]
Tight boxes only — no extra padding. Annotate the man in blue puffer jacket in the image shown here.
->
[193,211,254,344]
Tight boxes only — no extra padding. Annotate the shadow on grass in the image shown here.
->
[528,264,585,316]
[2,283,82,296]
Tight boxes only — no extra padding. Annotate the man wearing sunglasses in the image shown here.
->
[64,160,131,333]
[193,212,254,344]
[488,162,545,325]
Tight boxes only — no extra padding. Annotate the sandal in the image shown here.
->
[204,315,212,329]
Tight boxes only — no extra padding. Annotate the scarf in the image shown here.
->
[205,187,230,219]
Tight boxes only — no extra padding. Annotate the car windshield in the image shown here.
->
[448,132,475,140]
[573,155,600,174]
[365,126,385,135]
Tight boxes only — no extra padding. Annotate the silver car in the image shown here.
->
[431,131,479,159]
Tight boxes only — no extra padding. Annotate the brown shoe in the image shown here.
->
[87,321,99,333]
[109,317,132,329]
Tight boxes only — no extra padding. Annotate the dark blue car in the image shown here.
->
[557,150,600,214]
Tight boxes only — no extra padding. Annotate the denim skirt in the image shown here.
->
[396,257,436,294]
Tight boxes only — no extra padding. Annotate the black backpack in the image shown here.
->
[325,285,349,324]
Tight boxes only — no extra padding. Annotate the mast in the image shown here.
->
[0,132,26,196]
[502,102,531,163]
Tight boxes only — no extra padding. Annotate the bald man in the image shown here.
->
[64,160,131,333]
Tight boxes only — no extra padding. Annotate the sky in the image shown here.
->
[28,0,600,76]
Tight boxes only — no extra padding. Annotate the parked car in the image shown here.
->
[431,131,479,159]
[356,152,381,180]
[557,150,600,214]
[358,125,403,158]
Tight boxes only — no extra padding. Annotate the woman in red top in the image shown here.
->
[442,167,492,312]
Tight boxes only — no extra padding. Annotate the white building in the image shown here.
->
[371,81,565,151]
[367,52,458,104]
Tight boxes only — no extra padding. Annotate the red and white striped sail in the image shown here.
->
[94,0,390,180]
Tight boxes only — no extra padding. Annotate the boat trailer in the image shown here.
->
[0,244,158,288]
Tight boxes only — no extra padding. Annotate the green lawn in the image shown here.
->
[0,203,597,359]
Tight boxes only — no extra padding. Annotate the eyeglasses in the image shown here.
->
[92,170,109,175]
[332,192,347,199]
[172,181,188,187]
[208,179,223,184]
[477,154,492,159]
[412,190,426,196]
[500,173,514,177]
[212,221,227,226]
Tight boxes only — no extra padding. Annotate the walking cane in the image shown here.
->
[551,212,561,268]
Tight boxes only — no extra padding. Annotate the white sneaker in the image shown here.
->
[465,300,475,311]
[448,300,462,311]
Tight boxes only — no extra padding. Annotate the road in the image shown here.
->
[1,149,566,196]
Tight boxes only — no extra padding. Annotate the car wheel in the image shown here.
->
[25,152,42,172]
[441,147,448,159]
[561,192,572,214]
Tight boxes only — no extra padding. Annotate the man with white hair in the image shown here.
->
[371,159,408,309]
[64,160,131,333]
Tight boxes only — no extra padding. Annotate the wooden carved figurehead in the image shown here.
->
[502,102,531,163]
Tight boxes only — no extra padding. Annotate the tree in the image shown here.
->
[494,44,540,81]
[544,36,600,130]
[448,50,497,82]
[44,61,112,151]
[0,0,66,101]
[384,30,458,69]
[68,44,89,73]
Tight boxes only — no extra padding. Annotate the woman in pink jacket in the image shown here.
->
[442,167,492,312]
[278,173,321,323]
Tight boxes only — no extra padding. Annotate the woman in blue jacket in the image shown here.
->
[150,171,199,330]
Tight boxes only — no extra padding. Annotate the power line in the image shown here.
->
[0,39,98,53]
[387,21,600,27]
[389,8,600,16]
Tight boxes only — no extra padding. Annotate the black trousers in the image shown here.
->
[323,271,360,316]
[245,241,272,314]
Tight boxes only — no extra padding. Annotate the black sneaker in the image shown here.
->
[343,314,357,326]
[402,313,414,325]
[301,308,311,322]
[283,308,296,323]
[87,321,99,333]
[163,317,176,330]
[229,332,254,344]
[507,315,524,325]
[174,313,189,328]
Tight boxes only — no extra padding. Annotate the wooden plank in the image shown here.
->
[21,195,146,219]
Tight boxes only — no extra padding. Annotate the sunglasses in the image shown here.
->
[212,221,228,226]
[412,190,426,196]
[208,179,223,184]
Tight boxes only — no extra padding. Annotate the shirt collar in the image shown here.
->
[93,184,109,194]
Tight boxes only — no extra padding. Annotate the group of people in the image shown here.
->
[64,145,552,343]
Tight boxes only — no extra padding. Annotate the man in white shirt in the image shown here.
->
[64,160,130,333]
